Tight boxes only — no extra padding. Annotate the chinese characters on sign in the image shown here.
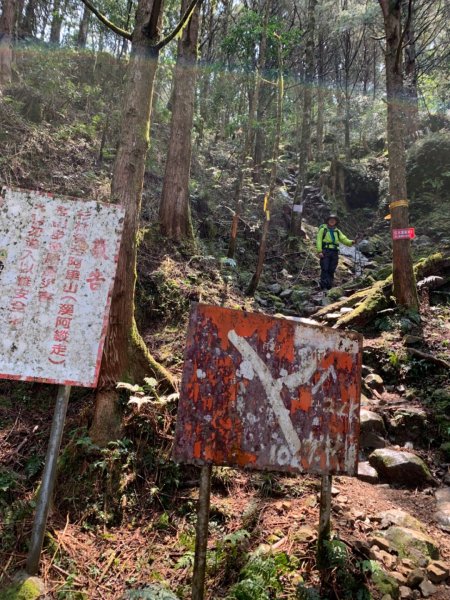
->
[0,188,124,387]
[392,228,415,240]
[173,305,362,476]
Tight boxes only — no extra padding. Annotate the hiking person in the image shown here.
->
[317,214,354,290]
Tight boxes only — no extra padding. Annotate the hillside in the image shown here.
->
[1,22,450,600]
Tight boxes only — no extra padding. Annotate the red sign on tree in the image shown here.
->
[392,228,415,240]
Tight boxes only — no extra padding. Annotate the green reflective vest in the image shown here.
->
[316,225,353,252]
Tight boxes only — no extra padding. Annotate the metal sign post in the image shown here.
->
[173,304,362,598]
[192,464,213,600]
[26,385,71,575]
[317,474,333,569]
[0,187,125,575]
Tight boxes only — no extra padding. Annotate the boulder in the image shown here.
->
[365,373,384,392]
[435,487,450,531]
[406,569,425,588]
[291,288,310,307]
[440,442,450,461]
[402,335,423,346]
[378,509,425,532]
[372,569,400,599]
[380,526,439,565]
[0,573,45,600]
[407,132,450,197]
[370,548,397,570]
[268,283,282,295]
[426,560,449,584]
[331,160,380,209]
[123,585,180,599]
[418,579,437,598]
[361,409,386,434]
[358,461,379,484]
[370,536,392,552]
[399,586,413,599]
[391,572,408,586]
[368,449,434,488]
[387,409,428,446]
[360,409,387,449]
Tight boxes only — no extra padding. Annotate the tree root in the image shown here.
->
[314,253,450,330]
[90,320,177,446]
[406,347,450,370]
[129,319,177,392]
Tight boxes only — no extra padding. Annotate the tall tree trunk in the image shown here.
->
[252,92,266,182]
[90,0,174,445]
[77,3,90,48]
[197,0,215,144]
[378,0,418,310]
[227,79,256,258]
[20,0,37,37]
[159,0,200,240]
[291,0,316,236]
[316,28,325,156]
[0,0,15,86]
[227,0,270,257]
[342,0,352,161]
[402,0,418,141]
[49,0,64,45]
[247,37,283,296]
[119,0,134,58]
[251,0,271,183]
[344,88,351,159]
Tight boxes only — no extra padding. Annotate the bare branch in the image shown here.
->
[153,0,204,51]
[80,0,132,40]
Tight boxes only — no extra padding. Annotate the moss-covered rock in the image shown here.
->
[440,442,450,461]
[371,568,400,599]
[379,526,439,565]
[331,160,380,209]
[1,574,45,600]
[407,132,450,198]
[368,448,434,487]
[378,509,425,532]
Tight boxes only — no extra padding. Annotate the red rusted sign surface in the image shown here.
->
[173,304,362,476]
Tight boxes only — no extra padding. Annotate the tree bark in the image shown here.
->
[291,0,316,235]
[316,27,325,156]
[159,0,200,241]
[378,0,418,310]
[77,3,90,48]
[90,0,172,445]
[402,0,418,141]
[20,0,37,37]
[0,0,15,86]
[247,36,283,296]
[227,0,270,257]
[49,0,64,45]
[251,0,271,183]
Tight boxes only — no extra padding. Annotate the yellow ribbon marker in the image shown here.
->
[386,199,409,219]
[389,199,409,209]
[263,193,269,212]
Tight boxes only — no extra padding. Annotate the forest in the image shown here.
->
[0,0,450,599]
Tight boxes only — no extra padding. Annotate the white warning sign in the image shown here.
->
[0,187,124,387]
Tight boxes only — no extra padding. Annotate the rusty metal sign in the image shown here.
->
[0,187,124,387]
[173,304,362,475]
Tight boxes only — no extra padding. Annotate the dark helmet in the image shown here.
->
[326,214,339,225]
